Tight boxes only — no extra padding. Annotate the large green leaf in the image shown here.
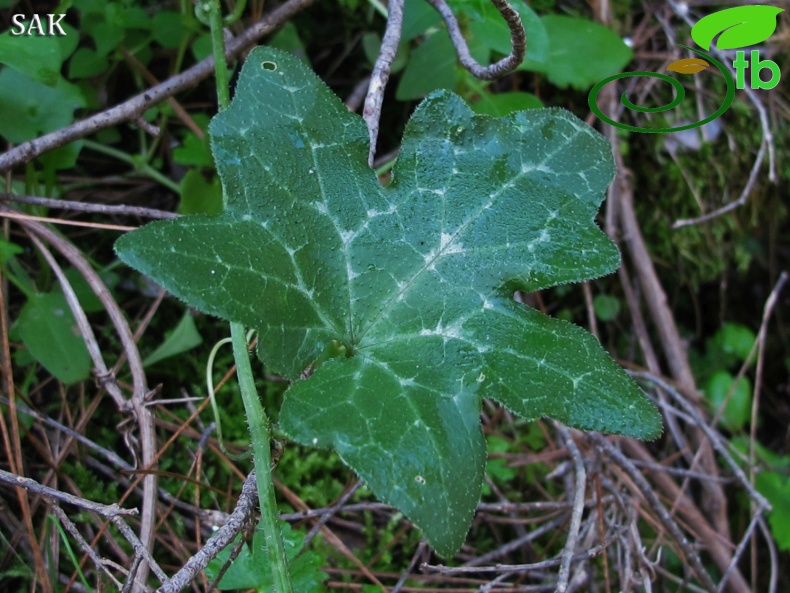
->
[116,47,661,556]
[519,15,632,90]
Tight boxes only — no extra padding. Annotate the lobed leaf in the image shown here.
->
[116,47,661,556]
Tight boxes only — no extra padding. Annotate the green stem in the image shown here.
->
[204,0,231,112]
[204,1,293,591]
[230,323,293,593]
[82,140,180,194]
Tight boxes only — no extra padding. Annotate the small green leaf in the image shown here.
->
[593,294,620,321]
[16,292,92,385]
[90,21,125,57]
[691,6,784,51]
[143,312,203,367]
[484,435,516,494]
[704,370,752,431]
[173,128,213,167]
[178,169,223,215]
[206,522,326,592]
[0,68,86,143]
[69,48,109,79]
[709,322,756,363]
[191,33,213,61]
[151,11,187,49]
[755,471,790,551]
[0,31,63,86]
[519,15,633,90]
[0,239,23,266]
[397,30,458,100]
[402,0,442,41]
[116,48,661,557]
[268,22,308,62]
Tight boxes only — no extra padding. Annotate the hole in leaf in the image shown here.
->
[261,61,277,71]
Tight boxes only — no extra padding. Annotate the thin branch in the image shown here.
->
[423,532,621,575]
[0,469,137,518]
[156,471,258,593]
[756,517,778,593]
[554,426,586,593]
[0,209,136,232]
[391,542,427,593]
[302,480,362,547]
[363,0,404,166]
[0,192,179,219]
[630,371,771,511]
[27,234,128,410]
[50,505,125,592]
[424,0,526,79]
[671,138,765,229]
[111,515,169,585]
[611,119,731,540]
[13,214,158,591]
[0,0,318,173]
[717,511,761,593]
[587,434,719,593]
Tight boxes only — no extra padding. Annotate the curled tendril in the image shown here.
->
[588,45,735,133]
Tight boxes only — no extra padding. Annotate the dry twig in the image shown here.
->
[425,0,526,80]
[363,0,405,166]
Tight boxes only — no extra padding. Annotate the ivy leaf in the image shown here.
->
[115,47,661,556]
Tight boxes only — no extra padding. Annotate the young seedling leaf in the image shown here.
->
[115,47,662,557]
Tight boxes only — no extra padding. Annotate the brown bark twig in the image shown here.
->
[604,88,732,544]
[155,471,258,593]
[0,468,137,518]
[363,0,405,166]
[0,192,179,219]
[587,435,719,593]
[554,426,586,593]
[50,505,126,592]
[10,213,158,591]
[424,0,527,80]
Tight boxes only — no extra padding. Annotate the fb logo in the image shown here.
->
[589,5,784,133]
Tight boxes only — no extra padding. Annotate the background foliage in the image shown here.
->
[0,0,788,591]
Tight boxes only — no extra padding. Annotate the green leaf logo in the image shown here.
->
[691,5,784,51]
[116,47,661,556]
